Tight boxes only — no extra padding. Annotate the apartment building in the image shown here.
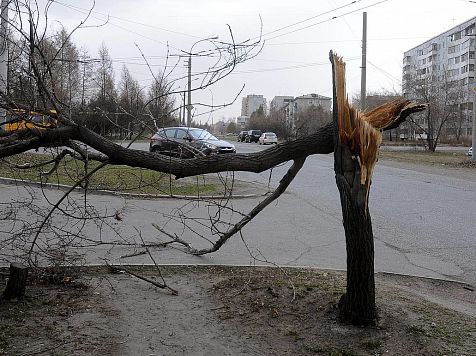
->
[236,115,249,129]
[402,16,475,138]
[269,96,294,113]
[241,94,267,117]
[281,93,332,130]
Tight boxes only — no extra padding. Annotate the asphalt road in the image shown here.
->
[3,140,475,286]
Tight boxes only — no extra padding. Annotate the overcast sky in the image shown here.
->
[39,0,476,123]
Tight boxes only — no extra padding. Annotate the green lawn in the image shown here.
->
[379,149,473,167]
[0,153,217,196]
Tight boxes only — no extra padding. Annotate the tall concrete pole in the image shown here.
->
[182,91,186,126]
[360,12,367,111]
[187,55,192,127]
[472,35,476,161]
[0,0,9,126]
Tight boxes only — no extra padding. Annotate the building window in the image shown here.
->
[450,44,460,54]
[461,52,468,62]
[417,49,424,56]
[448,69,459,77]
[465,24,475,36]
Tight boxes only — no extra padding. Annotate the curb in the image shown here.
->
[42,263,474,289]
[0,177,267,200]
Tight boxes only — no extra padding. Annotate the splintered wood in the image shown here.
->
[331,53,425,192]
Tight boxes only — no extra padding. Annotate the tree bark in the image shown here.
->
[330,52,378,325]
[329,52,425,325]
[2,263,29,300]
[335,162,376,324]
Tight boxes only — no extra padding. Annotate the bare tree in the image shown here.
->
[146,71,176,128]
[295,104,331,138]
[403,64,462,151]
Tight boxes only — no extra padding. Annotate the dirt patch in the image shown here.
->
[1,266,475,355]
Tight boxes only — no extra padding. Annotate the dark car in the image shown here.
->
[245,130,262,143]
[149,127,236,158]
[237,130,248,142]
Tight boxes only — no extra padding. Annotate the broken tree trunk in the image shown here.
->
[329,51,426,325]
[2,263,29,300]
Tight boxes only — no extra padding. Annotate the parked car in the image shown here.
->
[149,127,236,157]
[467,147,472,156]
[258,132,278,145]
[245,130,262,143]
[237,130,248,142]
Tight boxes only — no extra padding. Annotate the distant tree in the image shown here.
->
[226,121,237,133]
[146,72,176,129]
[295,105,331,138]
[403,65,461,151]
[88,44,117,136]
[6,33,33,104]
[51,26,81,114]
[248,108,291,139]
[352,90,402,141]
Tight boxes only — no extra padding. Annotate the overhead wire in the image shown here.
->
[51,1,183,51]
[232,56,360,74]
[265,36,432,46]
[255,0,365,40]
[263,0,391,41]
[52,0,202,39]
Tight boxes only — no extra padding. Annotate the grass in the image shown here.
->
[0,153,218,196]
[379,149,473,167]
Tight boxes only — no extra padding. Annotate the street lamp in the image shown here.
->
[186,36,219,127]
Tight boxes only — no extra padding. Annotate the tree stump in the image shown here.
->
[2,263,29,300]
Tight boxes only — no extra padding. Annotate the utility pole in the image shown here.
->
[472,34,476,161]
[360,11,367,111]
[182,91,186,126]
[187,55,192,127]
[0,0,9,127]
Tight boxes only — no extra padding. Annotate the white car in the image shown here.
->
[467,147,472,156]
[258,132,278,145]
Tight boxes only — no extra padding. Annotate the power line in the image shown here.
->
[232,56,360,74]
[265,36,431,46]
[53,1,201,39]
[52,1,182,51]
[256,0,365,40]
[367,60,401,85]
[263,0,391,41]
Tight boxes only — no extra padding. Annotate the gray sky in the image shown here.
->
[41,0,476,123]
